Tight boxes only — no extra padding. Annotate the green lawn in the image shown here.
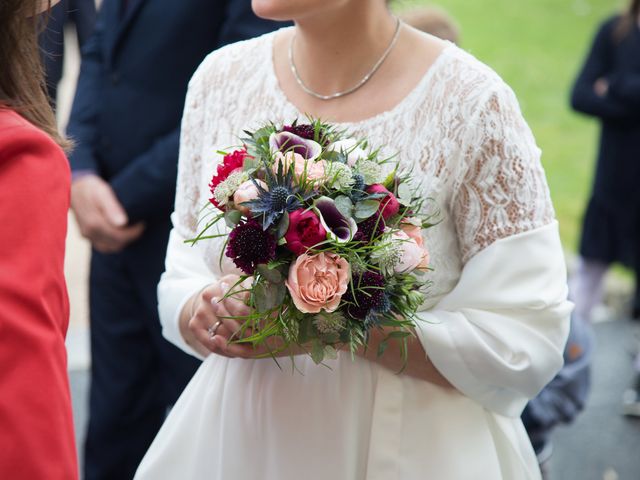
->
[395,0,626,251]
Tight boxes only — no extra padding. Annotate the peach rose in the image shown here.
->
[392,230,430,273]
[400,218,424,247]
[401,219,430,270]
[233,179,267,216]
[285,252,350,314]
[274,152,327,185]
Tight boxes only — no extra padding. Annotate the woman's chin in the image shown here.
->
[251,0,332,21]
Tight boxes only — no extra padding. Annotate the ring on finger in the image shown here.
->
[208,320,222,339]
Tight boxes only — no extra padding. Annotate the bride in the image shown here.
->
[135,1,571,479]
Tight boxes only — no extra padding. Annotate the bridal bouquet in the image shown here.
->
[190,119,435,364]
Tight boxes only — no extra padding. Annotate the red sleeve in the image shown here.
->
[0,113,78,480]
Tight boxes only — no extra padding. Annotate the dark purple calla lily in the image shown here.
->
[313,197,357,243]
[269,131,322,161]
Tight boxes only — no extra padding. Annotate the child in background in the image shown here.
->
[401,5,461,44]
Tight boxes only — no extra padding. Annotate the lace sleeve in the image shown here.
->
[173,61,210,239]
[452,82,555,263]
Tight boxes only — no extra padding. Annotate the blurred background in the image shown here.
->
[55,1,639,479]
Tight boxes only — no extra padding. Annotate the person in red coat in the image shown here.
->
[0,1,78,479]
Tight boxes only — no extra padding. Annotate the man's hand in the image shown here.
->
[594,78,609,97]
[71,174,145,253]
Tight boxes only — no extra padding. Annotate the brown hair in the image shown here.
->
[614,0,640,42]
[0,0,70,150]
[401,7,460,45]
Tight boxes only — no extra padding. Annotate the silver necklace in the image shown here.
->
[288,18,402,101]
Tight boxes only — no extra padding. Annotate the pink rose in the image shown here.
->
[401,219,430,270]
[284,209,327,255]
[274,152,327,185]
[366,184,400,220]
[233,179,266,216]
[285,252,350,314]
[392,231,429,273]
[400,218,424,247]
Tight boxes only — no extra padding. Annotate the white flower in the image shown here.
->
[213,170,249,206]
[326,162,355,191]
[313,311,347,334]
[356,159,383,184]
[327,139,369,166]
[369,234,403,276]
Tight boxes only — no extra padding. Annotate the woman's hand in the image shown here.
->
[357,327,454,389]
[181,275,304,359]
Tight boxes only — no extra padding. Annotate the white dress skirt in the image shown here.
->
[134,30,572,480]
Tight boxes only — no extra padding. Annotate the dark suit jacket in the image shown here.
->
[67,0,283,271]
[40,0,97,101]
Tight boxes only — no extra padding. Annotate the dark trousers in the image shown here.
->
[84,250,200,480]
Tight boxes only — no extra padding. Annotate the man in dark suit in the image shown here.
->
[66,2,283,478]
[39,0,97,104]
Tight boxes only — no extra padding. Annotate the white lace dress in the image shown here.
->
[135,29,572,480]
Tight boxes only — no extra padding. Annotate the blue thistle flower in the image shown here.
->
[350,173,366,201]
[241,159,312,230]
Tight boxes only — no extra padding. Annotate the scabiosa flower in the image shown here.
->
[326,162,355,191]
[313,311,347,335]
[226,219,276,274]
[353,214,385,244]
[342,271,386,320]
[282,123,329,145]
[356,160,383,184]
[209,149,248,209]
[212,170,248,207]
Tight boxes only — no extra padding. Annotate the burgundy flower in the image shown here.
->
[342,271,386,320]
[226,219,276,274]
[284,209,327,255]
[209,149,248,210]
[353,214,385,244]
[282,124,328,145]
[366,184,400,220]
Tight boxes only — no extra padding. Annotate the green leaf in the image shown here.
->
[397,182,412,201]
[256,264,283,283]
[273,282,287,306]
[252,125,275,143]
[382,169,396,190]
[388,330,412,339]
[276,211,290,239]
[377,339,389,357]
[224,210,242,228]
[322,150,346,164]
[323,345,338,360]
[334,195,353,218]
[297,316,315,344]
[243,156,259,172]
[311,341,325,364]
[253,283,270,312]
[354,199,380,220]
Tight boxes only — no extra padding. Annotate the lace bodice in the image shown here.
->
[174,29,555,307]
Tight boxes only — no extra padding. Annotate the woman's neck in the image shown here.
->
[291,4,397,96]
